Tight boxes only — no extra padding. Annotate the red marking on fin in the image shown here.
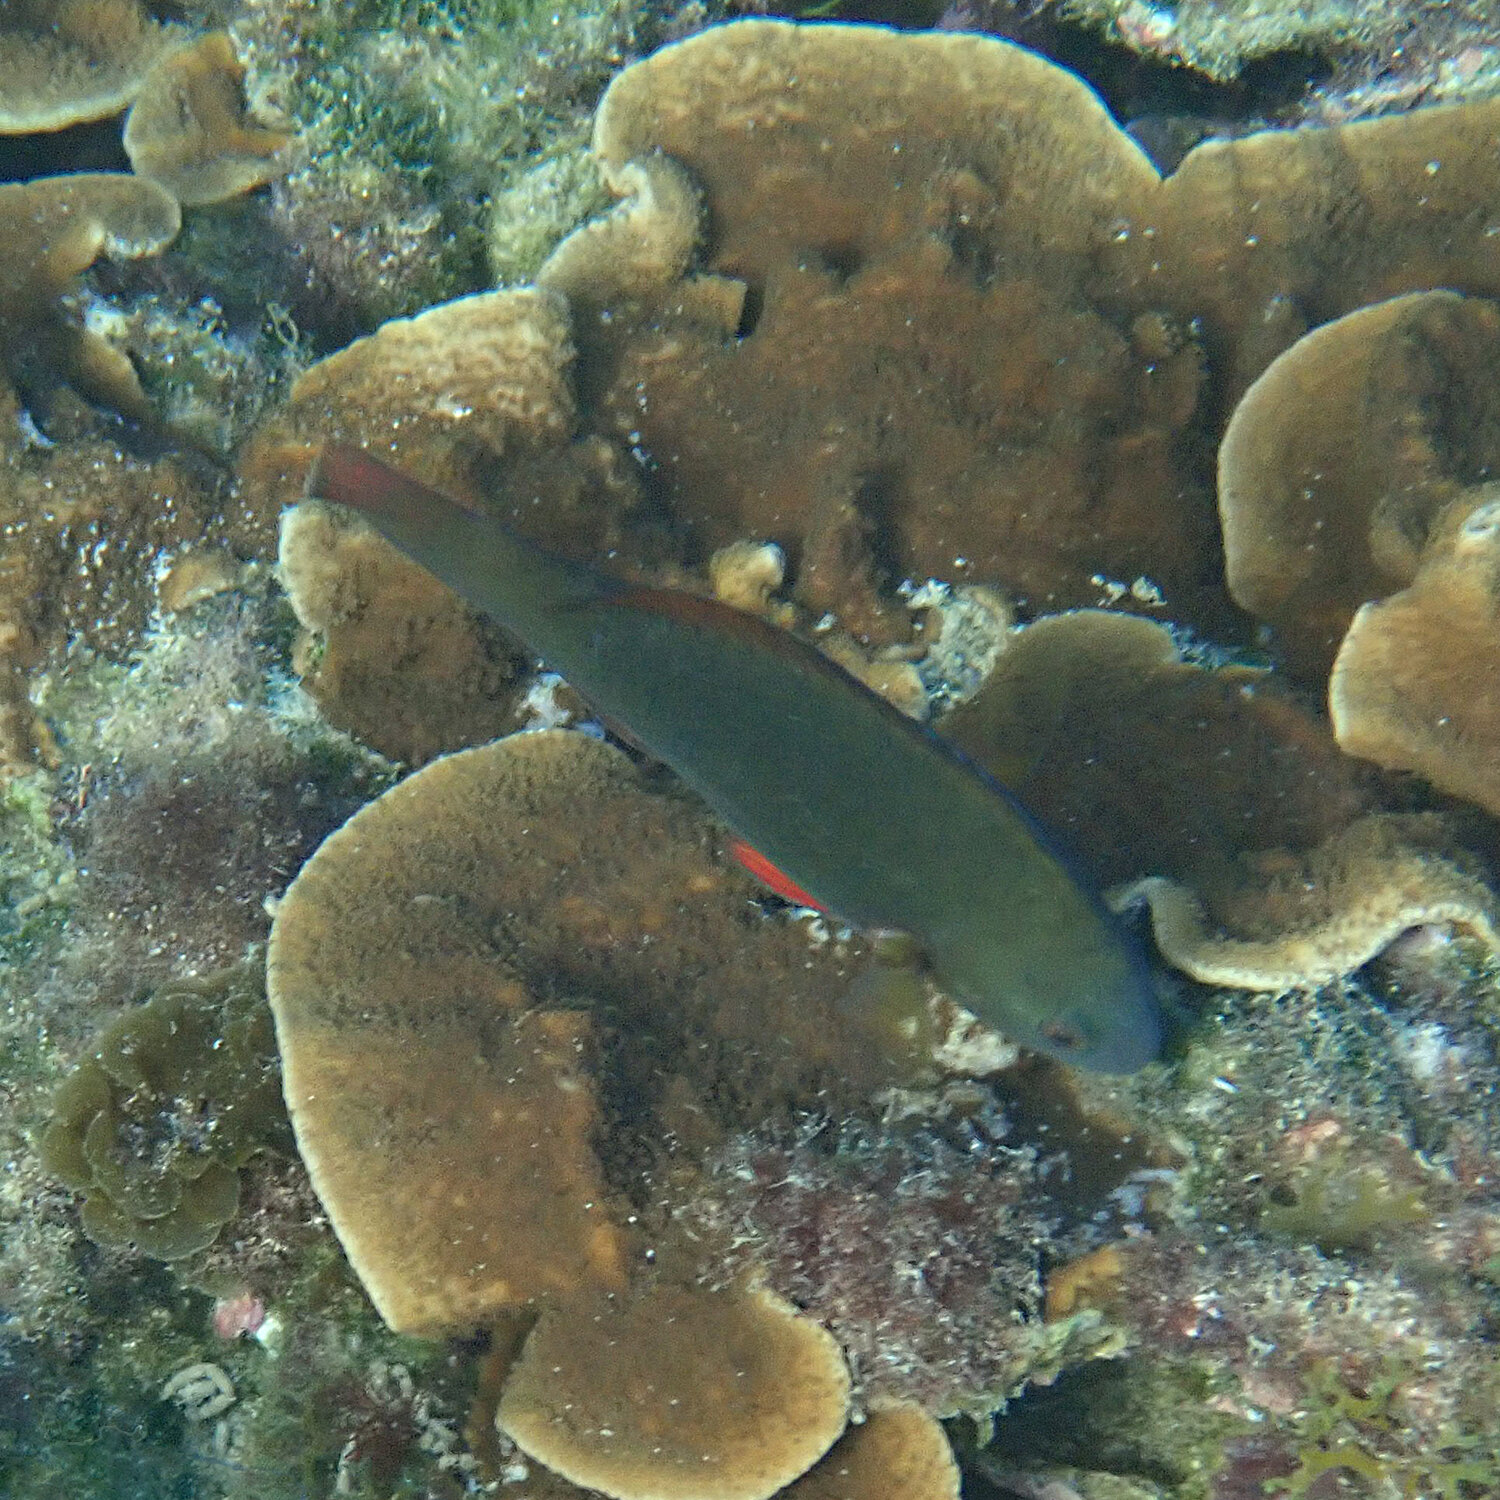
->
[309,445,481,521]
[728,838,828,912]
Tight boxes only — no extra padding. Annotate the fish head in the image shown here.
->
[938,920,1163,1073]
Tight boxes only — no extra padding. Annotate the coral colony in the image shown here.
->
[1,6,1500,1499]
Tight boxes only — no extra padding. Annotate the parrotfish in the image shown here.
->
[308,446,1162,1071]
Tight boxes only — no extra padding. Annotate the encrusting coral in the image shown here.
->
[543,21,1215,627]
[1122,814,1500,989]
[278,500,528,765]
[253,289,644,761]
[525,19,1500,642]
[497,1282,852,1500]
[244,288,637,552]
[779,1404,959,1500]
[123,31,294,207]
[0,0,177,134]
[37,962,290,1260]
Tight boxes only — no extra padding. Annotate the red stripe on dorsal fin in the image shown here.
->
[728,838,828,912]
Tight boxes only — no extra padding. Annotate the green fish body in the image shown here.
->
[309,447,1162,1071]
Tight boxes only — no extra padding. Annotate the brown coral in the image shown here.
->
[243,289,601,526]
[546,21,1213,626]
[780,1404,959,1500]
[1217,291,1500,672]
[0,171,180,421]
[1331,487,1500,820]
[278,501,527,765]
[38,963,289,1260]
[266,729,905,1335]
[941,611,1499,988]
[1122,815,1500,990]
[497,1282,852,1500]
[942,611,1365,895]
[123,32,293,207]
[245,291,653,757]
[524,21,1500,644]
[0,0,176,134]
[1146,98,1500,403]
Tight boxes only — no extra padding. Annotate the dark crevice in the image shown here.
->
[734,280,765,340]
[755,0,1334,144]
[0,116,132,185]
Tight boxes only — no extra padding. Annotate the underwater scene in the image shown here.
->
[4,1,1500,1497]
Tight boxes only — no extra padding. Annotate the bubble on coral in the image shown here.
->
[497,1282,851,1500]
[37,962,290,1259]
[123,32,294,207]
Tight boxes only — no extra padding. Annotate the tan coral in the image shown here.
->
[0,0,176,134]
[941,610,1367,895]
[1217,292,1500,671]
[0,172,180,420]
[1331,488,1500,819]
[939,611,1499,986]
[244,290,642,759]
[497,1282,851,1500]
[527,21,1500,642]
[1118,815,1500,990]
[537,155,703,311]
[1146,100,1500,402]
[545,20,1215,624]
[778,1403,959,1500]
[241,288,643,554]
[123,32,293,207]
[278,502,526,765]
[266,729,904,1335]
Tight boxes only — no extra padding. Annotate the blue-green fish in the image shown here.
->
[309,446,1162,1071]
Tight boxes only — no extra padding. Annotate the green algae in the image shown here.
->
[1273,1357,1500,1500]
[38,963,291,1260]
[0,773,72,962]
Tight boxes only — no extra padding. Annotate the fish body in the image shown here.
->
[309,447,1162,1071]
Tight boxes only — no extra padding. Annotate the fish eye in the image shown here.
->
[1039,1017,1087,1052]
